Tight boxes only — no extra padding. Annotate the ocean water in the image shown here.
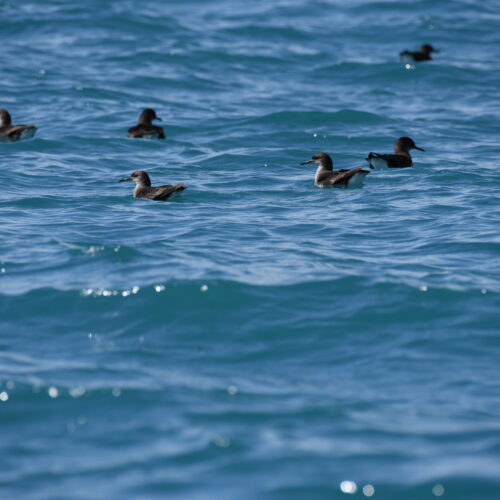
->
[1,0,500,498]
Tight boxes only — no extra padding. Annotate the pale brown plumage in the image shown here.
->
[119,171,185,201]
[301,152,369,188]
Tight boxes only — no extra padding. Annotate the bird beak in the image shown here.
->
[433,49,440,53]
[119,177,133,182]
[301,160,315,165]
[415,146,425,152]
[155,117,162,121]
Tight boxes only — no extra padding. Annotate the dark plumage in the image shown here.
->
[119,170,185,201]
[400,44,439,62]
[301,152,369,188]
[128,108,165,139]
[366,137,425,169]
[0,109,37,142]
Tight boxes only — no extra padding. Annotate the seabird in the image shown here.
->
[366,137,425,169]
[128,109,165,139]
[119,171,185,201]
[0,109,37,142]
[400,44,439,62]
[301,152,369,187]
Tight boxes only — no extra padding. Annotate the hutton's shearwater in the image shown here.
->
[301,152,370,187]
[400,44,439,62]
[119,171,185,200]
[366,137,425,169]
[128,109,165,139]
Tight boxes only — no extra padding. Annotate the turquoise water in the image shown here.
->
[1,1,500,498]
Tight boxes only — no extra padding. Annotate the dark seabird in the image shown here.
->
[128,109,165,139]
[301,152,369,188]
[119,170,185,201]
[0,109,37,142]
[400,44,439,62]
[366,137,425,169]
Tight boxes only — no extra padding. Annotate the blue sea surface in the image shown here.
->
[1,0,500,498]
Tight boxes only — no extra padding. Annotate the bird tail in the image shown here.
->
[366,152,380,169]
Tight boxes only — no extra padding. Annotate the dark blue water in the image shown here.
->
[1,1,500,498]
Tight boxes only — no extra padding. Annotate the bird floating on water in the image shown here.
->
[119,171,185,201]
[301,152,370,188]
[366,137,425,169]
[128,109,165,139]
[400,44,439,62]
[0,109,37,142]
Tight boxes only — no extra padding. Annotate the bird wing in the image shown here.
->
[330,168,369,185]
[413,53,430,61]
[1,125,36,139]
[149,183,186,200]
[128,125,165,139]
[316,168,368,186]
[127,125,142,137]
[367,153,412,168]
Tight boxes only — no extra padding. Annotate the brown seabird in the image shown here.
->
[301,152,369,188]
[0,109,37,142]
[119,171,185,201]
[366,137,425,169]
[400,44,439,62]
[128,109,165,139]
